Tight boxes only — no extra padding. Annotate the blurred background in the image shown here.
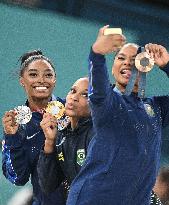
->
[0,0,169,204]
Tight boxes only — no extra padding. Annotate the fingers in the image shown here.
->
[145,43,167,58]
[2,111,19,134]
[2,111,16,123]
[111,34,126,51]
[99,25,110,36]
[41,113,57,142]
[2,111,16,126]
[145,43,169,67]
[40,113,57,130]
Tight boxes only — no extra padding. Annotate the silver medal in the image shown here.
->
[14,105,32,124]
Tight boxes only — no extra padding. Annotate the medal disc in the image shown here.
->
[135,52,154,72]
[45,101,65,119]
[14,105,32,124]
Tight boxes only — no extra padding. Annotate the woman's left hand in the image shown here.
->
[145,43,169,68]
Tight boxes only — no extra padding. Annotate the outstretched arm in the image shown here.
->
[89,26,126,104]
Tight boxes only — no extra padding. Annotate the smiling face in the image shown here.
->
[20,59,56,101]
[65,77,90,118]
[112,43,138,92]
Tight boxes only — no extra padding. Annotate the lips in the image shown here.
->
[120,69,131,79]
[66,102,75,110]
[35,86,48,90]
[33,85,49,93]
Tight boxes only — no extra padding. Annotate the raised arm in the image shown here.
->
[145,43,169,127]
[37,113,65,193]
[88,26,126,104]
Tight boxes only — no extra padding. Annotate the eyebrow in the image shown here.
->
[117,53,137,58]
[27,68,53,72]
[27,69,37,72]
[71,86,88,92]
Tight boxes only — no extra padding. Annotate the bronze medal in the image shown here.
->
[135,52,154,72]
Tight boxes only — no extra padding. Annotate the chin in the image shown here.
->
[118,81,127,88]
[32,95,51,101]
[121,80,129,87]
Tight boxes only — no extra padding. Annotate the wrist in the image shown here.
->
[92,43,104,55]
[44,139,55,154]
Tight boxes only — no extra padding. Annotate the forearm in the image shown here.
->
[37,150,64,194]
[44,138,56,154]
[2,133,30,185]
[88,49,110,104]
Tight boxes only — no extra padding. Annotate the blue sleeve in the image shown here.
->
[37,150,65,194]
[88,49,111,104]
[88,49,121,125]
[2,132,31,186]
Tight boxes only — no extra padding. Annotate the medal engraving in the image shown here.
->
[135,52,154,72]
[14,105,32,124]
[45,101,65,119]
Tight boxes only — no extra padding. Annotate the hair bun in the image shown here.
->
[35,49,43,56]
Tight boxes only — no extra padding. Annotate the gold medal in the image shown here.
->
[45,101,65,119]
[135,52,154,72]
[14,105,32,124]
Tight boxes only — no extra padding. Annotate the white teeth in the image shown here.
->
[121,69,131,74]
[35,87,47,90]
[122,69,128,74]
[121,69,131,78]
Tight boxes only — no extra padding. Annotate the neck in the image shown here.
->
[70,117,79,130]
[115,83,125,93]
[28,96,51,111]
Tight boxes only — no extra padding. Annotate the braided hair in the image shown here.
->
[19,49,55,76]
